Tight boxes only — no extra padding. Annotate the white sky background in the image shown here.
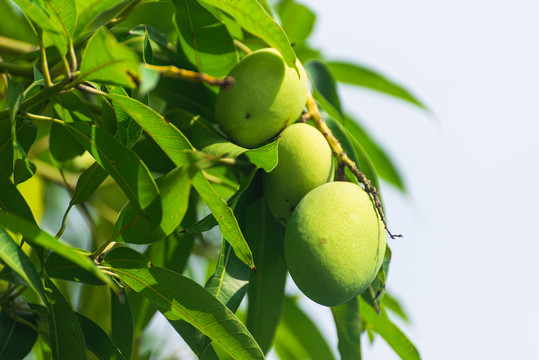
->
[302,0,539,359]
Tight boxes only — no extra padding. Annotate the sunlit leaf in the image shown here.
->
[80,28,141,88]
[277,0,316,46]
[0,213,114,287]
[327,61,427,109]
[199,0,297,70]
[70,162,108,205]
[0,228,48,304]
[75,0,122,35]
[103,247,265,360]
[173,0,238,77]
[0,169,36,223]
[360,297,421,360]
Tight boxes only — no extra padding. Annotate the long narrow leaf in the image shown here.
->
[0,213,114,287]
[103,247,265,360]
[332,298,362,360]
[76,312,125,360]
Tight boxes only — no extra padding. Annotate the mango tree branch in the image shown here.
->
[305,93,402,239]
[144,64,235,89]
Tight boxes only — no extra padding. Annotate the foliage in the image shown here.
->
[0,0,424,359]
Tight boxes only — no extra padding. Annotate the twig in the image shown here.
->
[0,62,34,77]
[39,33,52,87]
[0,36,38,55]
[233,40,253,55]
[144,64,235,89]
[306,93,402,239]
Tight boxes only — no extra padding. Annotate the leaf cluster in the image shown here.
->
[0,0,425,359]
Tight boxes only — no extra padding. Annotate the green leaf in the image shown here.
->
[382,292,410,323]
[49,122,85,165]
[0,309,38,360]
[305,59,342,114]
[360,298,421,360]
[0,118,36,178]
[75,0,122,35]
[70,162,108,205]
[0,212,114,287]
[331,298,361,360]
[243,198,287,354]
[0,228,48,304]
[274,297,335,360]
[11,0,63,34]
[76,312,125,360]
[199,0,297,70]
[103,247,265,360]
[327,62,427,109]
[0,169,36,223]
[142,27,153,64]
[44,252,104,285]
[173,0,239,77]
[45,278,87,360]
[0,1,37,44]
[110,288,133,360]
[113,165,192,244]
[45,0,78,38]
[277,0,316,46]
[361,246,392,313]
[62,121,162,229]
[105,86,143,147]
[192,173,255,269]
[80,28,141,88]
[343,115,405,191]
[189,116,280,172]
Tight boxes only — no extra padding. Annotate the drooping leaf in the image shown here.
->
[76,312,125,360]
[105,86,143,147]
[70,162,109,205]
[331,298,362,360]
[45,0,78,38]
[0,213,114,287]
[360,298,421,360]
[173,0,238,77]
[11,0,64,34]
[113,165,192,244]
[0,0,37,43]
[0,118,36,178]
[79,28,141,88]
[199,0,297,70]
[343,115,405,191]
[103,247,265,360]
[49,122,86,165]
[243,198,287,354]
[361,246,392,313]
[305,59,342,114]
[274,297,335,360]
[110,288,134,360]
[0,227,48,304]
[62,121,162,229]
[382,292,410,323]
[327,61,427,109]
[46,278,87,360]
[75,0,122,35]
[0,309,38,360]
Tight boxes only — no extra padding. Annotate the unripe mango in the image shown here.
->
[284,182,386,307]
[264,123,334,225]
[214,48,308,148]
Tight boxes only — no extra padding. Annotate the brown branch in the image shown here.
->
[306,93,402,239]
[144,64,235,89]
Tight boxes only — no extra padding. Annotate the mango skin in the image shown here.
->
[264,123,334,225]
[284,182,387,307]
[214,48,308,148]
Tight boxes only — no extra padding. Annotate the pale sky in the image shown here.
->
[303,0,539,359]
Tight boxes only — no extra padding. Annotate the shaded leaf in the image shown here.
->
[331,298,361,360]
[75,0,122,35]
[243,198,287,354]
[327,61,427,109]
[305,59,342,113]
[361,246,392,313]
[0,119,36,177]
[80,28,141,88]
[343,115,405,191]
[113,165,192,244]
[49,122,85,165]
[76,312,125,360]
[274,297,335,360]
[0,169,36,223]
[103,247,265,360]
[62,121,162,229]
[0,227,48,304]
[105,86,143,148]
[360,297,421,360]
[46,278,87,360]
[0,309,38,360]
[45,252,104,285]
[0,212,114,287]
[110,288,134,360]
[70,162,108,205]
[277,0,316,46]
[199,0,297,70]
[173,0,238,77]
